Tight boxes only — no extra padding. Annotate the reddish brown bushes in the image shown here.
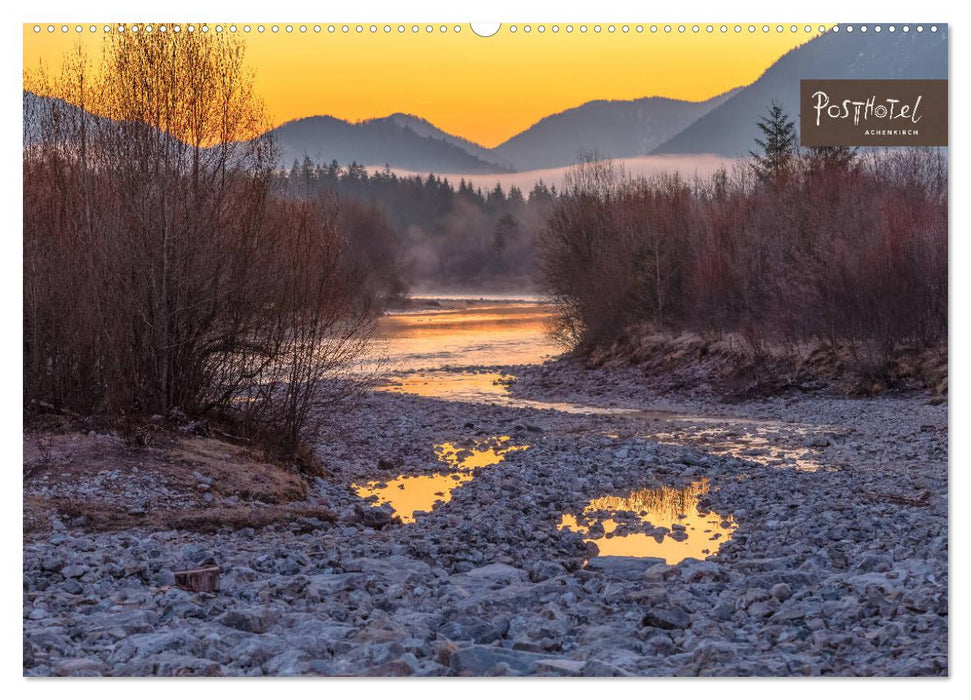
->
[24,30,379,452]
[539,150,947,379]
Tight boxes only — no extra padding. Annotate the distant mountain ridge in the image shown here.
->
[651,27,948,156]
[489,90,741,171]
[383,113,503,167]
[25,28,948,174]
[268,90,739,174]
[23,92,103,144]
[267,114,511,174]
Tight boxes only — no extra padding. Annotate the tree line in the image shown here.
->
[276,159,556,292]
[538,104,947,380]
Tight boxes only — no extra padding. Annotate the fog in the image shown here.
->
[381,155,743,191]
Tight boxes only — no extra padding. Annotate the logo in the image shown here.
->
[800,79,947,147]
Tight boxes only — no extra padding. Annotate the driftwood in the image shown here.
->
[173,565,221,592]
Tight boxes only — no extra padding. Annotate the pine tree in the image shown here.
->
[493,213,517,254]
[750,101,797,182]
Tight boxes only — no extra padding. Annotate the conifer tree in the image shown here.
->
[750,101,797,182]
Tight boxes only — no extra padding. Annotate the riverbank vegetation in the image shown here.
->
[538,144,947,392]
[23,30,402,457]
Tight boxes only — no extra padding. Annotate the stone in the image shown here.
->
[23,639,36,668]
[691,640,738,665]
[587,556,666,581]
[771,582,793,602]
[54,657,106,677]
[528,560,567,582]
[449,645,554,675]
[307,660,336,675]
[439,616,503,644]
[367,654,420,676]
[581,659,635,677]
[531,658,585,676]
[216,608,279,634]
[642,607,692,630]
[458,563,528,584]
[61,578,83,595]
[40,557,64,573]
[143,653,225,676]
[354,503,396,528]
[264,649,311,676]
[60,565,88,579]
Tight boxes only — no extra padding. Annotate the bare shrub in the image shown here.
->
[538,150,947,380]
[24,30,380,453]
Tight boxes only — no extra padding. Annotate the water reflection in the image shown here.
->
[354,436,527,523]
[382,371,514,402]
[654,426,828,472]
[381,370,652,416]
[372,302,560,372]
[558,480,736,564]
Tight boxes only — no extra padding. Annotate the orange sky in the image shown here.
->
[23,23,826,148]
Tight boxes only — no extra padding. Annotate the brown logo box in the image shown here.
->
[800,79,947,147]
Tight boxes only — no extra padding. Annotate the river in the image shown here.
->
[357,298,793,561]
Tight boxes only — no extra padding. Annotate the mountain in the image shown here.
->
[23,91,104,144]
[29,26,947,174]
[652,27,948,157]
[489,90,740,171]
[383,113,504,167]
[266,115,510,174]
[270,89,740,174]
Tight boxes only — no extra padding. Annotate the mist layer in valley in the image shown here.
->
[382,155,742,194]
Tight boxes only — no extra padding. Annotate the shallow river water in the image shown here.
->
[362,299,771,559]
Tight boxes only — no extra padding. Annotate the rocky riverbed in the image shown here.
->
[23,354,948,677]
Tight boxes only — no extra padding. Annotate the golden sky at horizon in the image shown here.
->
[23,23,826,148]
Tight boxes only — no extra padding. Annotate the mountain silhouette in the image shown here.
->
[489,90,740,171]
[25,27,948,173]
[266,115,510,174]
[652,26,948,156]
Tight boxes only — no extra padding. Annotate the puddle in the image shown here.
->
[354,436,527,523]
[558,479,737,564]
[654,426,829,472]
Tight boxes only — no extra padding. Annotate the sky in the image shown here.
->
[23,23,825,148]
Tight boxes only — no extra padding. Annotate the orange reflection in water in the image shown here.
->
[372,303,559,371]
[558,480,737,564]
[382,371,513,401]
[354,436,527,523]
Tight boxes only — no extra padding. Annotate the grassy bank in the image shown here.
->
[582,327,947,401]
[23,413,337,536]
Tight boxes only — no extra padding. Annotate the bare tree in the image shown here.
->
[24,29,379,454]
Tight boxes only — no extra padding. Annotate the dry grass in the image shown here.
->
[46,500,336,535]
[165,438,309,503]
[23,427,331,536]
[588,328,948,400]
